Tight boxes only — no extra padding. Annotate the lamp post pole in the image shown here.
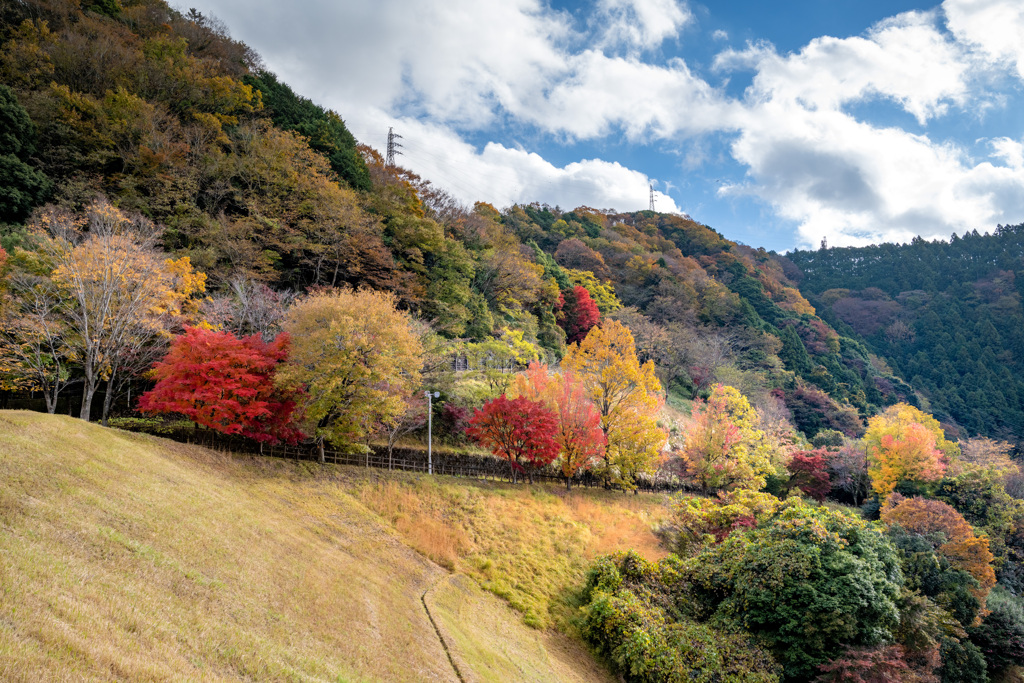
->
[425,390,439,475]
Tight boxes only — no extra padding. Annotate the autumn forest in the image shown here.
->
[2,1,1024,682]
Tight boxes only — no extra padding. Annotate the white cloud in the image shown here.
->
[990,137,1024,169]
[522,50,732,140]
[349,108,682,214]
[711,29,729,42]
[186,0,1024,249]
[719,11,969,125]
[944,0,1024,80]
[188,0,572,129]
[713,9,1024,247]
[596,0,691,51]
[727,105,1024,247]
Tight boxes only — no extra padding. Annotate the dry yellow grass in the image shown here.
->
[427,575,613,683]
[0,411,632,682]
[352,473,670,629]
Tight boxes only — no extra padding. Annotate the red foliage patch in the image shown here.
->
[558,285,600,344]
[788,449,832,501]
[138,327,302,443]
[466,395,559,480]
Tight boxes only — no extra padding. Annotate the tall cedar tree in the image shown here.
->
[139,327,301,444]
[466,395,559,484]
[558,285,600,344]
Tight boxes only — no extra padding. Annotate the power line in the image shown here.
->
[399,139,504,204]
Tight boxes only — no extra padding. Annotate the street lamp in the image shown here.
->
[425,390,439,474]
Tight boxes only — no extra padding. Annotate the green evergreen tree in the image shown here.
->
[0,85,49,223]
[245,71,371,191]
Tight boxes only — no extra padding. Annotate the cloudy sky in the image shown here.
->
[182,0,1024,251]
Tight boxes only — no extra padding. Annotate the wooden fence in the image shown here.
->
[116,423,691,492]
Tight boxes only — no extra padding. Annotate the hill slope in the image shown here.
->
[0,0,913,439]
[787,225,1024,439]
[0,411,627,682]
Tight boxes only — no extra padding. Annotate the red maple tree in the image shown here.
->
[138,327,302,443]
[788,448,832,501]
[466,395,559,483]
[815,645,911,683]
[558,285,600,344]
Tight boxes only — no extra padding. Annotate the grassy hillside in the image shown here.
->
[0,411,668,681]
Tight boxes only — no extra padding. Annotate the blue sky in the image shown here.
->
[183,0,1024,251]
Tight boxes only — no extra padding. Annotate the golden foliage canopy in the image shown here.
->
[277,287,423,452]
[561,319,666,486]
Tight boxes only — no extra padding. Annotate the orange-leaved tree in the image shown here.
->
[864,404,954,500]
[880,494,996,609]
[561,319,666,487]
[510,362,605,488]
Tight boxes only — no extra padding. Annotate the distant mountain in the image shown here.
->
[787,225,1024,440]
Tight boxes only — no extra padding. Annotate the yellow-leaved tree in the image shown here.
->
[681,383,775,493]
[561,319,666,488]
[29,200,206,423]
[277,287,423,462]
[864,403,958,500]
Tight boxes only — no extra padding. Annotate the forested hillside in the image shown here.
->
[787,226,1024,440]
[7,2,1024,683]
[0,0,920,445]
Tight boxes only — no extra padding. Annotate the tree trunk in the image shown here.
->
[80,379,97,422]
[101,370,117,427]
[44,386,57,414]
[565,476,572,491]
[318,439,325,465]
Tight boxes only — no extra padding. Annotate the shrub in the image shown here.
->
[581,551,780,683]
[937,637,987,683]
[685,501,903,680]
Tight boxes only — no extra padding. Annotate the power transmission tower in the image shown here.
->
[386,127,403,167]
[649,183,656,212]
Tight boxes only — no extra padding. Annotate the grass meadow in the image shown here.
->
[0,411,670,681]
